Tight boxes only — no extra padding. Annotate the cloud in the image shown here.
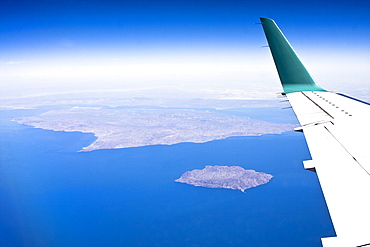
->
[5,61,26,65]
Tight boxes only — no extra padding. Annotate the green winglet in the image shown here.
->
[260,17,325,94]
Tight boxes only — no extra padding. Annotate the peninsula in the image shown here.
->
[175,165,273,192]
[13,107,295,151]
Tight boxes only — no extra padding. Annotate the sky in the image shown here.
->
[1,0,370,100]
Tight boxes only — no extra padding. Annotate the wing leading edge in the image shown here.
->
[260,17,370,247]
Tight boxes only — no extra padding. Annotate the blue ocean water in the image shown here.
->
[0,108,335,247]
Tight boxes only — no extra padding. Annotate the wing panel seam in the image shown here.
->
[301,92,334,119]
[323,126,370,176]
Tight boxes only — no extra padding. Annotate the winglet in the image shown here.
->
[260,17,325,94]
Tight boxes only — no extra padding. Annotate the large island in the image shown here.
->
[13,107,295,151]
[175,165,273,192]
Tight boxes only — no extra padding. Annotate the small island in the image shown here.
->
[175,165,273,192]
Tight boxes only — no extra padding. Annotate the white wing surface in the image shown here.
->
[260,18,370,247]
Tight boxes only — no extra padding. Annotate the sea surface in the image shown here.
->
[0,107,335,247]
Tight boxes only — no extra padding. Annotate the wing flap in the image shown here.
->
[287,92,370,247]
[289,91,370,175]
[304,123,370,247]
[287,91,370,246]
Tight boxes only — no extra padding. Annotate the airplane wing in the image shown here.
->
[260,17,370,247]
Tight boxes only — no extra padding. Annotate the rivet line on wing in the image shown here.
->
[312,92,353,116]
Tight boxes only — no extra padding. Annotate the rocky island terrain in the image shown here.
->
[13,106,295,151]
[175,165,273,192]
